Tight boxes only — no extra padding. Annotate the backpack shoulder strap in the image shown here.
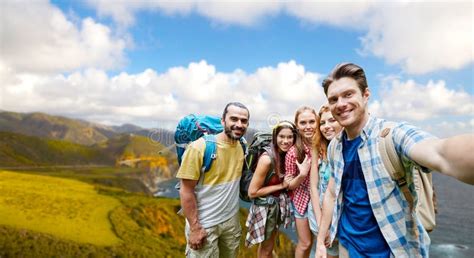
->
[378,122,414,211]
[202,134,218,173]
[262,147,275,185]
[203,136,246,172]
[239,137,248,156]
[175,135,215,192]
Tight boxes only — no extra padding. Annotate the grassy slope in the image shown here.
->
[20,167,153,194]
[0,170,187,257]
[0,170,295,257]
[0,171,121,245]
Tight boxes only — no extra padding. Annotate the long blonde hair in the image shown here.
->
[294,106,319,163]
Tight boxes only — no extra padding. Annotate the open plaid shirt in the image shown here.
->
[328,116,435,257]
[245,192,292,247]
[285,144,312,215]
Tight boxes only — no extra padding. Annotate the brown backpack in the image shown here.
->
[378,122,437,233]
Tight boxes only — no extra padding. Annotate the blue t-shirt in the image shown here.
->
[338,133,391,257]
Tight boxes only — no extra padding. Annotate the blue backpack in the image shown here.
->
[174,114,247,175]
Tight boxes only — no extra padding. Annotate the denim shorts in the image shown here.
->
[290,201,308,219]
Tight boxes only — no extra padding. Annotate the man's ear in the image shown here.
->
[363,88,370,103]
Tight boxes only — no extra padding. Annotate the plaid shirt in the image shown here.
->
[245,193,292,247]
[328,116,435,257]
[285,144,312,215]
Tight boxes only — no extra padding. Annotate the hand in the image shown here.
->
[324,231,331,248]
[281,180,289,189]
[296,155,311,177]
[284,175,294,185]
[315,242,327,258]
[189,226,207,250]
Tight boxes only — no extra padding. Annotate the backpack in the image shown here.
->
[378,122,437,233]
[240,131,274,202]
[174,114,247,188]
[175,114,223,169]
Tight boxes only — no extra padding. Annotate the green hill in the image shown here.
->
[0,111,158,146]
[0,170,295,257]
[0,131,176,169]
[0,171,121,245]
[0,170,187,257]
[0,111,112,145]
[99,134,178,181]
[98,134,174,159]
[0,131,113,166]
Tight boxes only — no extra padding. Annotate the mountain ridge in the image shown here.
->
[0,111,163,145]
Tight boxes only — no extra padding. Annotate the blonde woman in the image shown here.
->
[308,104,342,258]
[285,106,317,258]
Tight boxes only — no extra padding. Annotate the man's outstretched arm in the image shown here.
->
[180,179,207,250]
[409,134,474,185]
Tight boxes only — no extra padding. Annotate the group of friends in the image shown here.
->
[176,63,474,258]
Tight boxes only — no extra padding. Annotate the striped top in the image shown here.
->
[176,137,244,228]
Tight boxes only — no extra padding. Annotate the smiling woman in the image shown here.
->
[0,171,121,246]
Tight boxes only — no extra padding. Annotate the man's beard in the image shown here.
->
[224,125,245,141]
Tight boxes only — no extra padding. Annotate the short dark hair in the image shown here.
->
[222,102,250,120]
[322,63,368,95]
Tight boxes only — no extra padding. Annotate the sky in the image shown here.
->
[1,0,473,137]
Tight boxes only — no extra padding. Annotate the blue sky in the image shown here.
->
[1,0,473,136]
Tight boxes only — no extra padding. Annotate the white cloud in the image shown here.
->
[88,0,281,27]
[1,0,126,73]
[369,77,474,137]
[422,119,474,138]
[0,60,325,129]
[235,61,325,124]
[288,1,473,74]
[90,0,196,28]
[359,1,473,74]
[194,1,281,26]
[86,1,473,74]
[370,78,473,121]
[2,59,472,136]
[2,1,472,136]
[284,1,373,28]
